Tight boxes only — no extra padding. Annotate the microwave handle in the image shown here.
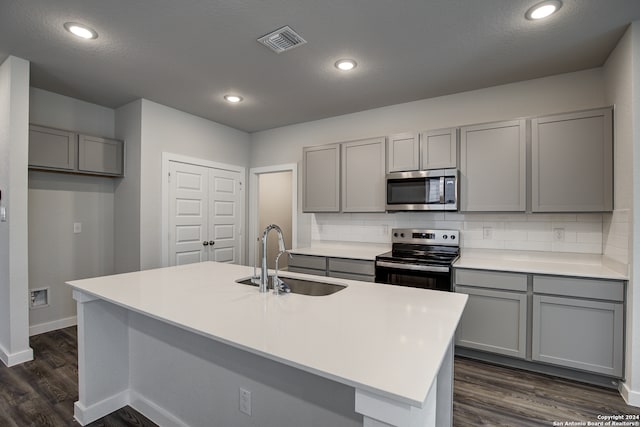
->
[439,177,445,204]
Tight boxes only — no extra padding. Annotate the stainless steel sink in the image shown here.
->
[236,276,346,296]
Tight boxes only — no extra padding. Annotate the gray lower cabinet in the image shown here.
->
[288,254,375,282]
[327,257,375,282]
[455,269,528,359]
[29,125,76,171]
[287,254,327,276]
[341,137,386,212]
[302,144,341,212]
[28,124,124,177]
[531,108,613,212]
[532,275,624,377]
[459,119,526,212]
[78,134,124,176]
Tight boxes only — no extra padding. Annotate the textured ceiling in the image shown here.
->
[1,0,640,132]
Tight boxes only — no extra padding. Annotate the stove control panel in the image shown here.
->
[392,228,459,246]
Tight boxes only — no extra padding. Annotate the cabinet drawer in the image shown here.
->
[533,275,624,302]
[455,269,527,292]
[328,271,375,282]
[286,267,327,277]
[328,258,375,276]
[288,254,327,271]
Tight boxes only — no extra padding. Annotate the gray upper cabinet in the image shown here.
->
[28,125,76,171]
[387,132,419,172]
[342,137,386,212]
[420,128,457,170]
[460,119,526,212]
[29,124,124,177]
[78,134,124,176]
[531,108,613,212]
[302,143,341,212]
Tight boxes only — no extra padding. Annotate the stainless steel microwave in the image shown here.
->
[385,169,458,211]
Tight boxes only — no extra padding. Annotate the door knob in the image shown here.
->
[203,241,209,246]
[209,241,215,246]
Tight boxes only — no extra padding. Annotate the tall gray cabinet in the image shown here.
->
[302,143,341,212]
[531,108,613,212]
[341,137,386,212]
[459,120,526,212]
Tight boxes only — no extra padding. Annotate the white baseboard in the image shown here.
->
[129,390,189,427]
[29,316,77,336]
[0,344,34,367]
[620,381,640,408]
[74,391,130,426]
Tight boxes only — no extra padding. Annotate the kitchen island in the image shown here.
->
[67,262,467,427]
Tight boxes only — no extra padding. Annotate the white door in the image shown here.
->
[208,169,242,263]
[169,161,243,266]
[169,161,209,266]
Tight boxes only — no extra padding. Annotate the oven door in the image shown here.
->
[375,261,452,291]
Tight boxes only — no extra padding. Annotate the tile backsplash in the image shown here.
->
[311,212,605,254]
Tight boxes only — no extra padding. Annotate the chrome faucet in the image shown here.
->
[260,224,286,293]
[273,250,292,295]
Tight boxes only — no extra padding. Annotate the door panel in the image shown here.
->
[209,169,242,264]
[169,162,209,266]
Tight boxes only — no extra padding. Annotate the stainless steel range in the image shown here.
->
[375,228,460,291]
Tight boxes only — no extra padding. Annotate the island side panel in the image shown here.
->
[126,311,363,427]
[355,339,455,427]
[73,290,131,426]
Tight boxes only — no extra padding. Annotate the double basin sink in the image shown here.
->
[236,275,346,296]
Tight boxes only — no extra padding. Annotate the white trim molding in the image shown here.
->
[29,315,78,337]
[620,382,640,408]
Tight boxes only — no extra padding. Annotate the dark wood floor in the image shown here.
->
[0,327,637,426]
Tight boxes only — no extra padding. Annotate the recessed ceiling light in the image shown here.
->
[525,0,562,20]
[224,95,243,103]
[63,22,98,40]
[335,59,357,71]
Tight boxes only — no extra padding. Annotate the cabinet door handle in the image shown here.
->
[209,241,215,246]
[203,241,209,246]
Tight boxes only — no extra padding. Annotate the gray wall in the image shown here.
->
[138,99,251,270]
[28,88,117,334]
[604,21,640,406]
[0,56,32,365]
[114,100,142,274]
[250,68,607,248]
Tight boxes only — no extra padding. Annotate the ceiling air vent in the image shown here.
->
[257,26,307,53]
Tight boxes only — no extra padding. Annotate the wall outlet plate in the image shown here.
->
[553,228,565,242]
[239,388,251,416]
[483,226,493,240]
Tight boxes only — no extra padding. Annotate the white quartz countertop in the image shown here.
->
[290,242,390,260]
[67,262,467,407]
[454,249,627,280]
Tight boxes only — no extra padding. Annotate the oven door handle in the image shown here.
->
[375,261,450,273]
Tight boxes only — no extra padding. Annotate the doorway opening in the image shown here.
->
[249,164,297,270]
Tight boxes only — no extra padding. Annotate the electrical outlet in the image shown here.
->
[30,288,49,309]
[73,222,82,234]
[239,388,251,416]
[553,228,565,242]
[483,226,493,240]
